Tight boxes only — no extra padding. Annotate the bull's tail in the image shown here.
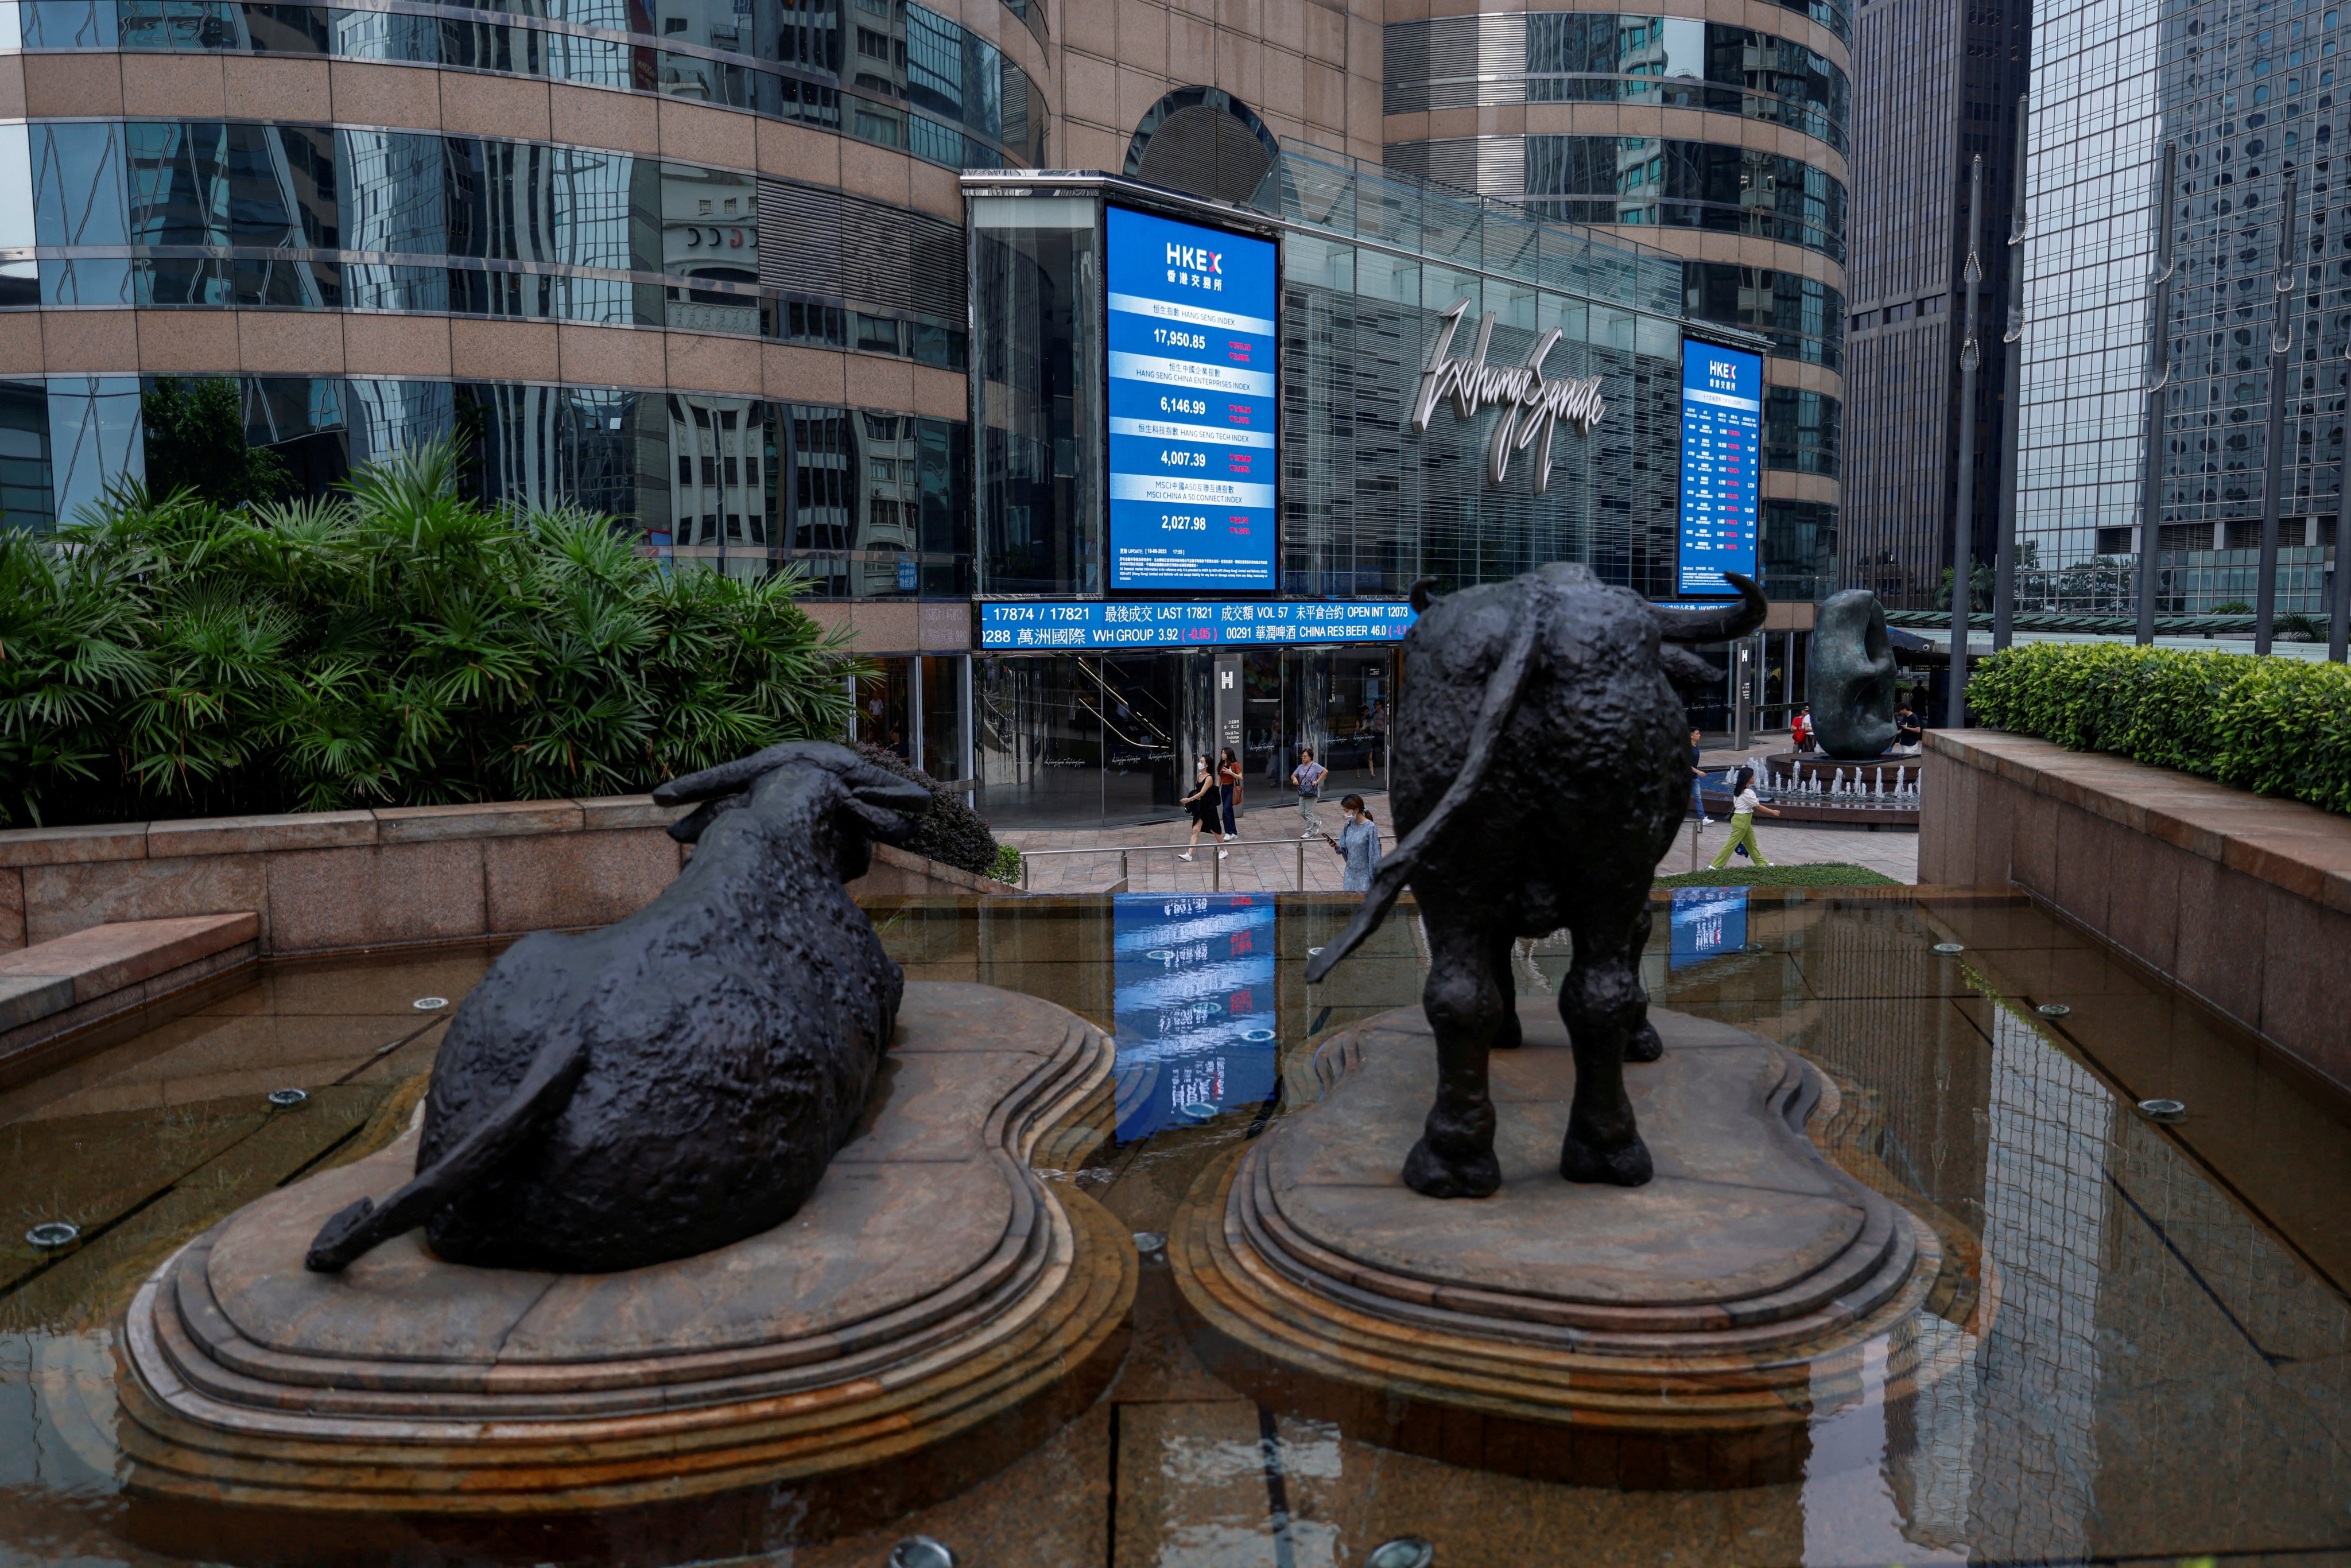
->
[1305,590,1548,984]
[304,1027,589,1272]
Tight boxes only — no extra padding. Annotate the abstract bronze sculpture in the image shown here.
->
[1807,589,1900,759]
[305,742,929,1274]
[1305,565,1768,1198]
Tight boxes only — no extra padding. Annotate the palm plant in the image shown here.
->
[0,441,862,827]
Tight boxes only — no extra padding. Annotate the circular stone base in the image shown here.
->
[1170,1000,1946,1490]
[114,983,1134,1564]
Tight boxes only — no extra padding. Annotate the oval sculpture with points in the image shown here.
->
[1808,589,1899,759]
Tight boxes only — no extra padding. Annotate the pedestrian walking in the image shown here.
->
[1708,766,1780,868]
[1177,755,1229,862]
[1325,794,1382,892]
[1791,704,1815,754]
[1290,747,1328,836]
[1688,727,1712,828]
[1218,747,1243,839]
[1893,701,1925,756]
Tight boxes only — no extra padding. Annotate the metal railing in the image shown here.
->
[1014,832,1396,892]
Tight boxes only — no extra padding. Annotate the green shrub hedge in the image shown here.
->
[0,444,862,829]
[848,742,1004,880]
[1966,641,2351,816]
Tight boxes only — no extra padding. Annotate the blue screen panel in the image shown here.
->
[1675,340,1762,596]
[1104,205,1280,592]
[1111,892,1278,1142]
[1668,886,1749,971]
[980,599,1414,651]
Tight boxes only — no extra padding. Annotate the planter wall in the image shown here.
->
[0,802,1007,958]
[1921,729,2351,1093]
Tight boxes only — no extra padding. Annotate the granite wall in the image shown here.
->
[0,801,1006,957]
[1921,729,2351,1095]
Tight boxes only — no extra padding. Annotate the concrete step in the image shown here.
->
[0,914,261,1086]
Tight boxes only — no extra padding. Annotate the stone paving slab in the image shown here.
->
[997,785,1920,894]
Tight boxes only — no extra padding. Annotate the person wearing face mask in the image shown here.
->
[1177,754,1229,863]
[1325,793,1382,892]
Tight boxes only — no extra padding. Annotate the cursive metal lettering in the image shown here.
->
[1408,297,1607,494]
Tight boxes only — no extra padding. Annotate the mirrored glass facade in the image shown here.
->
[7,121,969,366]
[1385,14,1853,153]
[2014,0,2344,614]
[11,0,1048,169]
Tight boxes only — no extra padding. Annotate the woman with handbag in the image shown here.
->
[1178,755,1229,862]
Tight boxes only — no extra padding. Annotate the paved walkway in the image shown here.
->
[996,730,1920,893]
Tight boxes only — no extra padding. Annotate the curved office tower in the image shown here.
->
[2,0,1817,824]
[1379,0,1848,601]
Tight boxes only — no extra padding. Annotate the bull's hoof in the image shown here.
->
[1625,1019,1664,1063]
[1559,1131,1653,1187]
[1492,1011,1524,1051]
[1402,1138,1501,1199]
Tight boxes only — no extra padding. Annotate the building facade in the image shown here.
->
[1841,0,2031,610]
[2,0,1836,825]
[1375,0,1850,603]
[2014,0,2341,617]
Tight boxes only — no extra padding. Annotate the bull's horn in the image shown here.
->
[1407,576,1441,614]
[1650,573,1767,643]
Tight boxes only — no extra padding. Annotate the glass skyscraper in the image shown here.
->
[2018,0,2341,615]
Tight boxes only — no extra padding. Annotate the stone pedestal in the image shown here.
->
[115,983,1132,1564]
[1171,999,1946,1489]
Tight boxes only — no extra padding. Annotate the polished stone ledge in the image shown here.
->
[0,796,689,871]
[0,798,1003,965]
[1921,728,2351,1092]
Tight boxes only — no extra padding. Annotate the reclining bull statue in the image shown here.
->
[1306,565,1767,1198]
[305,742,929,1274]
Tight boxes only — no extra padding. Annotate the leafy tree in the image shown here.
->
[1932,561,1996,612]
[140,378,293,511]
[2209,599,2254,614]
[0,441,862,827]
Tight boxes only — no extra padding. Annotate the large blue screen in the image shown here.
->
[1675,340,1762,596]
[980,599,1414,650]
[1110,892,1278,1142]
[1104,206,1279,592]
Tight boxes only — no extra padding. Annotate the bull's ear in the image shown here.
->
[837,763,928,847]
[1407,576,1442,614]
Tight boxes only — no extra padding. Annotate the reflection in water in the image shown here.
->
[2,895,2349,1566]
[1111,893,1277,1141]
[1669,885,1748,969]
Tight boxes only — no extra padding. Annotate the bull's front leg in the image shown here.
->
[1558,905,1656,1187]
[1402,919,1506,1199]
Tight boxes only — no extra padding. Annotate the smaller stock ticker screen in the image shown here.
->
[1675,340,1763,597]
[1104,205,1279,592]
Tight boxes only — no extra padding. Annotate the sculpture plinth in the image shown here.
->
[114,983,1131,1565]
[1171,999,1948,1489]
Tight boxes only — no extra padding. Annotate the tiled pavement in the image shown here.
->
[996,732,1922,893]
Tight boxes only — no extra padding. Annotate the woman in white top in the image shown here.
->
[1707,766,1780,868]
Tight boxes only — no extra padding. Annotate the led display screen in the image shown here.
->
[1668,886,1749,971]
[1675,339,1763,596]
[1110,892,1278,1142]
[1104,205,1279,592]
[980,599,1413,650]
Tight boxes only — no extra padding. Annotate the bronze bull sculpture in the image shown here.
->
[305,742,928,1274]
[1306,564,1767,1198]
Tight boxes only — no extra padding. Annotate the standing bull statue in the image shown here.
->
[305,742,929,1275]
[1305,564,1767,1198]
